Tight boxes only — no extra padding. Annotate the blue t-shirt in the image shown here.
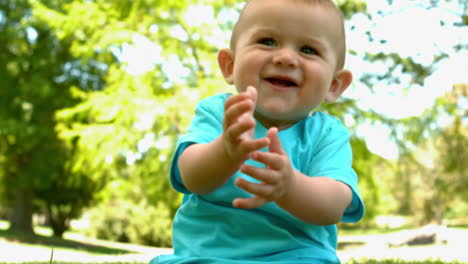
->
[151,94,364,264]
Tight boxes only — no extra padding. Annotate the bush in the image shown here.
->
[86,199,172,247]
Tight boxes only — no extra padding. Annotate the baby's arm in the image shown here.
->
[234,128,352,226]
[276,174,352,226]
[178,87,269,195]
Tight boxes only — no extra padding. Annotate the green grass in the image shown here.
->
[0,261,144,264]
[448,224,468,230]
[0,228,133,255]
[338,225,413,236]
[0,261,464,264]
[339,223,468,237]
[346,261,465,264]
[0,219,134,256]
[1,220,467,264]
[0,219,144,264]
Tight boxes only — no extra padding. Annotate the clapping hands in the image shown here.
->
[222,86,295,209]
[233,127,295,209]
[222,86,269,163]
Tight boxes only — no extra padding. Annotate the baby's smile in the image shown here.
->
[265,77,297,87]
[263,74,300,92]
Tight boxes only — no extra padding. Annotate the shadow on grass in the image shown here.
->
[0,260,463,264]
[0,263,144,264]
[338,241,366,250]
[448,223,468,230]
[0,263,145,264]
[0,228,135,255]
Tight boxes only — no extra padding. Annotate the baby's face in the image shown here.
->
[230,0,344,128]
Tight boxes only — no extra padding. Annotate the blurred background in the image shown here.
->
[0,0,466,260]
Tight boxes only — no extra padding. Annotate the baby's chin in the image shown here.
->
[258,100,314,117]
[254,109,309,130]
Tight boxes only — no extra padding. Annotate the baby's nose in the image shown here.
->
[272,48,299,68]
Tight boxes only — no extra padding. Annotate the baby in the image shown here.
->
[152,0,365,263]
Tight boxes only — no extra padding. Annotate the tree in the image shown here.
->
[0,0,76,234]
[417,85,467,225]
[345,0,467,225]
[380,84,467,225]
[30,0,216,241]
[0,0,107,236]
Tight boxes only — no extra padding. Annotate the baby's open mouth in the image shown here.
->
[265,77,297,87]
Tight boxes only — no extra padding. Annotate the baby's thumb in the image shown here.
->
[247,86,257,104]
[268,127,283,154]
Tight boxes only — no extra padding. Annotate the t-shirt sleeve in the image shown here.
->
[308,119,365,223]
[169,95,226,194]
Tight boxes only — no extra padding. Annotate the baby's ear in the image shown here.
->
[325,69,353,103]
[217,49,235,84]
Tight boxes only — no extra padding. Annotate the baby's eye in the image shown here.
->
[258,38,276,47]
[300,46,318,55]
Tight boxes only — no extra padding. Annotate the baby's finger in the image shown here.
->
[239,138,270,154]
[240,163,278,184]
[267,127,285,155]
[235,177,274,199]
[249,151,283,171]
[224,92,253,113]
[225,113,255,139]
[224,100,254,128]
[232,196,267,209]
[246,86,257,104]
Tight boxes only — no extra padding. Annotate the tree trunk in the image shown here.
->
[47,203,67,238]
[435,198,444,226]
[8,187,34,235]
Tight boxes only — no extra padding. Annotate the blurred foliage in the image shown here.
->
[86,199,173,247]
[361,52,433,88]
[0,0,84,235]
[349,137,384,226]
[0,0,466,246]
[386,85,467,225]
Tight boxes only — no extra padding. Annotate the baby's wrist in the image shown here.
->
[220,135,247,167]
[276,170,300,207]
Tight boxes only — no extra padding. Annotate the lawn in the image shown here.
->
[0,259,465,264]
[1,220,467,264]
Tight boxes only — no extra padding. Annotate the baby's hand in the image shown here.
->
[238,86,257,141]
[233,127,295,209]
[222,86,269,163]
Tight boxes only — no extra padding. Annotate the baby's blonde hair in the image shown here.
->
[229,0,347,69]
